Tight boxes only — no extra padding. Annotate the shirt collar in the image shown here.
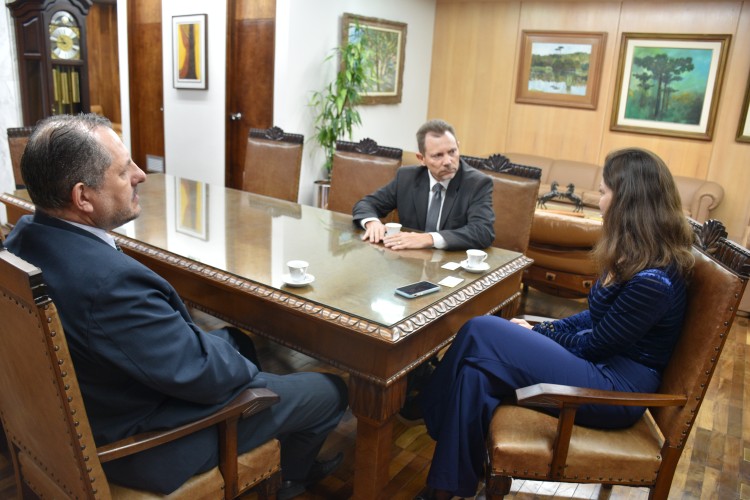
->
[63,219,119,249]
[428,173,451,191]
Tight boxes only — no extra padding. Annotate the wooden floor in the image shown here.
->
[1,288,748,499]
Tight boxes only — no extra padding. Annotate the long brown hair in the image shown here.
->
[593,148,694,285]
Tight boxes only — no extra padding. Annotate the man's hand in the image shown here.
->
[383,232,434,250]
[361,220,387,243]
[362,221,435,249]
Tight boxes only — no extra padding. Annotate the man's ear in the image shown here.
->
[70,182,95,213]
[416,152,425,165]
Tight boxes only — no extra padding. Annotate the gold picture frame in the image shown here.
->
[342,13,407,105]
[611,33,731,141]
[172,14,208,90]
[737,67,750,143]
[515,30,607,110]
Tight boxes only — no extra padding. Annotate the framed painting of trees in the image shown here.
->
[611,33,731,140]
[516,31,607,110]
[342,13,407,105]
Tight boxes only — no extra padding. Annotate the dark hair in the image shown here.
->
[593,148,694,284]
[21,113,113,211]
[416,119,457,154]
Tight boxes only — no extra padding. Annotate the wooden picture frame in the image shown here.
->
[172,14,207,90]
[737,68,750,143]
[342,13,407,105]
[515,30,607,110]
[175,177,208,240]
[611,33,731,140]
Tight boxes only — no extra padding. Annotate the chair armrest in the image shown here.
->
[515,383,686,480]
[516,383,687,409]
[97,387,279,463]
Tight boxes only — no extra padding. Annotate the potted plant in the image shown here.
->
[309,23,374,178]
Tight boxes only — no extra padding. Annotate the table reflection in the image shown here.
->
[14,173,522,328]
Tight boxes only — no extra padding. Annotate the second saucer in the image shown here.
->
[282,273,315,287]
[460,260,490,273]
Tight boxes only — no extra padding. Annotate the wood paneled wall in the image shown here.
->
[127,0,164,170]
[87,2,121,124]
[429,0,750,240]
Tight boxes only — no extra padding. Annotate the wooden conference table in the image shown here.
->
[2,174,532,499]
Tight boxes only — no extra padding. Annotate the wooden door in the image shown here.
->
[127,0,164,172]
[225,0,276,189]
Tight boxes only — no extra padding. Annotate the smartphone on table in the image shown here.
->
[395,281,441,299]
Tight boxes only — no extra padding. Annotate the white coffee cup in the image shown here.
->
[466,249,488,268]
[287,260,309,282]
[385,222,402,236]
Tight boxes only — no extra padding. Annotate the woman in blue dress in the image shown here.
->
[415,148,696,500]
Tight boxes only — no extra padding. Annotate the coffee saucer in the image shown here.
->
[460,260,490,273]
[282,274,315,287]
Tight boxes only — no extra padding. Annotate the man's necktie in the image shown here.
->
[425,184,443,232]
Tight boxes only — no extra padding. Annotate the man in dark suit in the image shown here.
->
[353,119,494,251]
[5,114,346,499]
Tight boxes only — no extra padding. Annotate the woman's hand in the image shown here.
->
[510,318,533,329]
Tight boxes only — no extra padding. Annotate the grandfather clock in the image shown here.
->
[7,0,92,126]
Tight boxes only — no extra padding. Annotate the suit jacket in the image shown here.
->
[352,160,495,250]
[5,212,264,488]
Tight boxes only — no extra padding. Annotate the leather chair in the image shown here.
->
[462,154,542,319]
[327,138,403,216]
[242,126,304,203]
[7,126,32,189]
[485,219,750,500]
[461,154,542,254]
[0,243,282,499]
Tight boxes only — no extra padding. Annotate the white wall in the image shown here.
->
[275,0,436,205]
[161,0,227,186]
[0,3,22,224]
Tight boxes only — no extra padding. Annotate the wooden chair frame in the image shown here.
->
[462,153,542,318]
[0,241,282,499]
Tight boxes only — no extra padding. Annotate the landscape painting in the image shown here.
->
[516,31,606,109]
[611,33,731,140]
[342,13,407,105]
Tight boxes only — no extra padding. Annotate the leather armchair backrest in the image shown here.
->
[486,170,541,253]
[8,127,32,189]
[653,231,747,448]
[242,127,304,203]
[328,139,402,216]
[463,154,541,253]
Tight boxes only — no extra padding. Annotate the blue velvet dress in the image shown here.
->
[419,266,687,497]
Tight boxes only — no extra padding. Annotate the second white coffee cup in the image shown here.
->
[287,260,309,282]
[385,222,402,236]
[466,249,488,268]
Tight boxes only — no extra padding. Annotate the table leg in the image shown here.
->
[353,415,393,500]
[348,375,407,500]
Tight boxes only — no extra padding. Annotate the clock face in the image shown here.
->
[49,11,81,60]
